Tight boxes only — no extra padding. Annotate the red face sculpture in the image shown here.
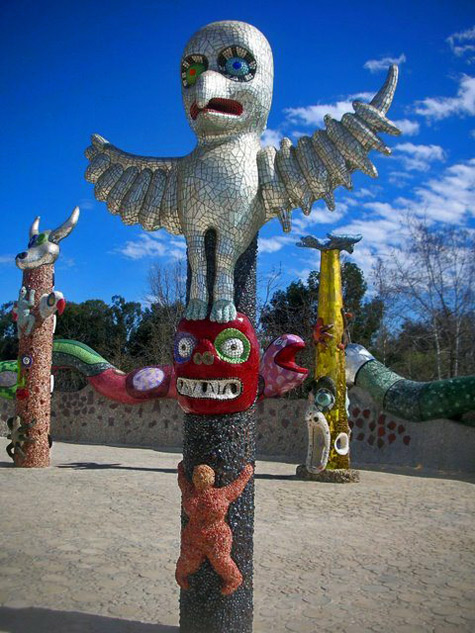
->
[174,313,259,415]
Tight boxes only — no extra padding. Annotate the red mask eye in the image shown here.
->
[174,333,197,363]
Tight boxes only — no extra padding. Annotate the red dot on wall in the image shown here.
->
[378,427,386,437]
[403,435,411,446]
[388,433,396,444]
[356,419,364,428]
[369,421,376,431]
[367,435,375,445]
[398,424,405,435]
[356,433,365,441]
[352,407,360,417]
[363,409,371,419]
[388,421,396,430]
[378,414,386,425]
[348,420,354,429]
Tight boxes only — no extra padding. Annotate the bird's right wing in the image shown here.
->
[84,134,182,235]
[257,65,401,232]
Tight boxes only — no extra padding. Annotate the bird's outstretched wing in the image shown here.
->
[84,134,182,235]
[257,65,401,232]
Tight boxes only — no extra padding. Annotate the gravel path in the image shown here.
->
[0,439,474,633]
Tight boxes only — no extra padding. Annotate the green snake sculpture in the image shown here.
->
[346,344,475,424]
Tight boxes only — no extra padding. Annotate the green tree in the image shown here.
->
[260,261,382,396]
[54,296,142,370]
[373,220,475,379]
[0,302,17,361]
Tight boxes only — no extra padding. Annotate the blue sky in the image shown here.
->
[1,0,474,308]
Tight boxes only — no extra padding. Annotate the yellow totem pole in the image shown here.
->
[296,233,361,483]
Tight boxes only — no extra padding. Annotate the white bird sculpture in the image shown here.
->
[85,20,400,323]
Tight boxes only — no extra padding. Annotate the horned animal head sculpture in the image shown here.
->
[15,207,80,270]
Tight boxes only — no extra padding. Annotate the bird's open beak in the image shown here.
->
[190,98,243,120]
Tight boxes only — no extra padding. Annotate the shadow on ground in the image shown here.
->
[56,462,177,474]
[54,462,297,480]
[0,607,178,633]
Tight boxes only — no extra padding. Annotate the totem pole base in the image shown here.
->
[14,265,55,468]
[295,464,360,483]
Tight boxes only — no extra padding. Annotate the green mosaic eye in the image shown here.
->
[214,328,251,364]
[36,233,47,245]
[181,54,208,88]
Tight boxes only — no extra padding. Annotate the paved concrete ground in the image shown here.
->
[0,439,474,633]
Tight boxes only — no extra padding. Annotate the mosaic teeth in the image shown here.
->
[177,378,242,400]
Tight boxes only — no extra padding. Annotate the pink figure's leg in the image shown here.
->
[176,547,206,591]
[207,545,243,596]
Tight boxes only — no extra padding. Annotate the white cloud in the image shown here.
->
[290,130,307,141]
[77,198,96,211]
[258,235,295,254]
[353,187,377,199]
[0,255,15,265]
[414,74,475,120]
[258,160,474,290]
[349,91,374,102]
[117,233,185,260]
[57,256,76,269]
[393,118,420,136]
[446,26,475,61]
[284,99,354,128]
[388,170,414,187]
[289,267,313,282]
[291,205,347,232]
[392,142,446,171]
[411,158,475,223]
[319,158,475,276]
[282,89,390,130]
[363,53,406,73]
[261,128,283,148]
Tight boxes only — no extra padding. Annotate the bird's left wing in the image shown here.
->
[257,65,401,232]
[85,134,182,235]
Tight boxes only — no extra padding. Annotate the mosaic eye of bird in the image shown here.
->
[217,46,256,81]
[181,54,208,88]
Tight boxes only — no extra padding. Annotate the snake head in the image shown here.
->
[259,334,308,399]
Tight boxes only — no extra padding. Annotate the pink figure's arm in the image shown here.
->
[224,464,254,502]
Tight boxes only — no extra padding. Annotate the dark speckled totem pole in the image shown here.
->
[11,208,79,467]
[177,233,258,632]
[84,18,400,632]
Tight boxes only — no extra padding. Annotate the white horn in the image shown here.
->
[49,206,80,244]
[370,64,398,115]
[29,216,40,239]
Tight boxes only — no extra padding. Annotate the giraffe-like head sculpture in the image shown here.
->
[181,21,274,142]
[16,207,80,270]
